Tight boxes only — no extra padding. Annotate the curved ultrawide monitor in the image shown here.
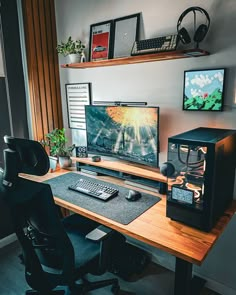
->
[85,105,159,168]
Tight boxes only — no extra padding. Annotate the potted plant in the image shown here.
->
[56,36,86,63]
[45,128,75,168]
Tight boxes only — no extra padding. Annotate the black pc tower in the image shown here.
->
[165,127,236,231]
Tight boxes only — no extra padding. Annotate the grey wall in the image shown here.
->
[0,77,13,239]
[54,1,236,294]
[0,42,4,76]
[0,0,28,139]
[0,0,29,240]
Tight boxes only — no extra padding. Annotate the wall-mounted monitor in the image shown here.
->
[183,68,225,111]
[85,105,160,168]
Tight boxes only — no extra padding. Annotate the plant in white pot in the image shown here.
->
[45,128,75,168]
[56,36,86,63]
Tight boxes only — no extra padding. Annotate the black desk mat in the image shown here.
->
[44,172,161,225]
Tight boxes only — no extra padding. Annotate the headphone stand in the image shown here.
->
[177,6,210,47]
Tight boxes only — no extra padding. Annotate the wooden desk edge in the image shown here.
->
[53,195,236,266]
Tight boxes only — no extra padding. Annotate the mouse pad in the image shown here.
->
[44,172,161,225]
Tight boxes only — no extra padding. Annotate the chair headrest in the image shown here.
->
[3,135,49,177]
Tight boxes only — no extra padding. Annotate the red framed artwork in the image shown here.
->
[89,20,113,61]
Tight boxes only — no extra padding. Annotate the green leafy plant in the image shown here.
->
[44,128,75,157]
[56,36,85,56]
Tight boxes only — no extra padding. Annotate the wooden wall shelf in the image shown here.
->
[61,48,209,69]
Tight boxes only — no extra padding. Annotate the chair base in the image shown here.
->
[25,278,119,295]
[70,277,119,294]
[26,290,65,295]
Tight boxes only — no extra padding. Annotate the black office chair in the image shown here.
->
[0,135,120,294]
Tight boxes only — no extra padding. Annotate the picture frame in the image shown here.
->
[113,13,141,58]
[183,68,226,111]
[89,20,113,61]
[65,83,91,129]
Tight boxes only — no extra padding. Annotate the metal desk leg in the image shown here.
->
[174,257,206,295]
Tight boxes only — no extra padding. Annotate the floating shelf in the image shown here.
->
[61,48,210,69]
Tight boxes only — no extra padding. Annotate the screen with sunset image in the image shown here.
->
[85,105,159,167]
[183,68,225,111]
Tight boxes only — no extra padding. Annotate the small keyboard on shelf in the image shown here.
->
[68,178,119,201]
[131,34,179,56]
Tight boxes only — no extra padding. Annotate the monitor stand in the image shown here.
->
[73,157,167,195]
[124,179,159,193]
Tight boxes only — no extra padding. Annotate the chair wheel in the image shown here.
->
[111,284,120,294]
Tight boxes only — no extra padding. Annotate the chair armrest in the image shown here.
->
[85,225,113,242]
[86,225,115,274]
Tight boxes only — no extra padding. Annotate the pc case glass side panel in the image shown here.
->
[167,142,207,210]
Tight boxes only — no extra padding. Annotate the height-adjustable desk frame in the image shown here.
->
[21,165,236,295]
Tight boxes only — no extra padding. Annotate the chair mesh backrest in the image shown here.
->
[3,177,75,290]
[1,136,76,291]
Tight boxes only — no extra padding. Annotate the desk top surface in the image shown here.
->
[21,169,236,266]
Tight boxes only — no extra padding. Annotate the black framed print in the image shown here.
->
[89,20,113,61]
[113,13,140,58]
[65,83,91,129]
[183,68,226,111]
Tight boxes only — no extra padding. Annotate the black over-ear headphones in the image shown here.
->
[177,6,210,45]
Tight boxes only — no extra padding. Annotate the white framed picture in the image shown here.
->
[65,83,91,129]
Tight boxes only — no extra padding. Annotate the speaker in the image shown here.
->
[160,162,175,177]
[177,6,210,45]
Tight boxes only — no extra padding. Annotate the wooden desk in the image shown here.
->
[21,169,236,295]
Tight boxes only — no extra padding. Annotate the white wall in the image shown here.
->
[55,0,236,165]
[55,1,236,294]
